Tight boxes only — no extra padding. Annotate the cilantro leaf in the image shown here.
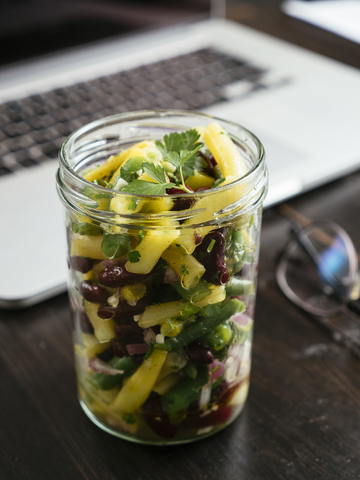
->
[122,413,136,425]
[181,129,202,151]
[127,251,141,263]
[143,162,168,184]
[155,128,202,156]
[118,156,144,183]
[122,179,169,196]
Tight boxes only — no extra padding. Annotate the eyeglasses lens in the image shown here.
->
[279,223,354,316]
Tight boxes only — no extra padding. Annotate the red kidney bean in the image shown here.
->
[211,380,241,405]
[195,229,229,285]
[185,342,214,365]
[114,321,144,344]
[80,280,109,304]
[131,353,146,365]
[167,187,195,211]
[70,256,94,273]
[143,396,179,438]
[98,263,149,288]
[112,338,127,358]
[97,296,148,320]
[184,405,232,429]
[79,310,94,334]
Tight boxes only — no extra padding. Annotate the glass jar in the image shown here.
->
[56,110,268,445]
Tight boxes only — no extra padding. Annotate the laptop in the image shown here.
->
[1,0,360,309]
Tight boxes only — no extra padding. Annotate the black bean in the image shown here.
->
[70,256,94,273]
[98,263,149,288]
[80,280,109,304]
[185,342,214,365]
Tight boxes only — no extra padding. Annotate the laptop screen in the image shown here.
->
[0,0,212,68]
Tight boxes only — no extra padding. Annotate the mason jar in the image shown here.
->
[56,110,268,445]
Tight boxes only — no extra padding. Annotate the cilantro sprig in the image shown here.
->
[117,129,205,196]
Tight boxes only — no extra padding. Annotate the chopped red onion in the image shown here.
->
[126,343,149,356]
[208,360,225,383]
[231,313,252,327]
[89,357,124,376]
[143,328,156,345]
[199,383,212,409]
[164,266,180,284]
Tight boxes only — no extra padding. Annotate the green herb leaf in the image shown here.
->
[122,413,136,425]
[142,162,168,184]
[144,342,154,360]
[122,179,169,196]
[101,233,131,258]
[156,129,202,156]
[127,251,141,263]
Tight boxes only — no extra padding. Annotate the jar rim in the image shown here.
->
[57,110,267,226]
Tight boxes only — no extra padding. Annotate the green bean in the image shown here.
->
[225,277,254,297]
[88,356,138,391]
[172,280,211,303]
[161,366,209,414]
[156,299,243,352]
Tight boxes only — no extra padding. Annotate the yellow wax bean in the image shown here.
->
[203,122,247,178]
[138,300,185,329]
[186,170,215,191]
[73,234,107,260]
[125,225,180,275]
[84,301,116,343]
[109,349,168,412]
[161,244,205,289]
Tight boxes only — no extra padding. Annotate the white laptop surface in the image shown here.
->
[1,0,360,308]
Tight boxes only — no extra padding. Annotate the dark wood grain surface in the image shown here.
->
[2,5,360,480]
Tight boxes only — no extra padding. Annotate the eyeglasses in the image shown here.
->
[276,215,360,357]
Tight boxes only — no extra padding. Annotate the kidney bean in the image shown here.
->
[131,353,146,365]
[80,280,109,304]
[184,405,232,429]
[143,396,179,438]
[114,322,144,344]
[185,342,214,365]
[194,232,202,245]
[167,187,195,211]
[98,263,149,288]
[112,338,127,358]
[195,230,229,285]
[211,380,241,405]
[70,256,94,273]
[79,310,94,334]
[97,295,148,321]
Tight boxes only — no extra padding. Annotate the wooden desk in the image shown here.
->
[2,6,360,479]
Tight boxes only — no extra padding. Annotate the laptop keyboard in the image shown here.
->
[0,48,264,177]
